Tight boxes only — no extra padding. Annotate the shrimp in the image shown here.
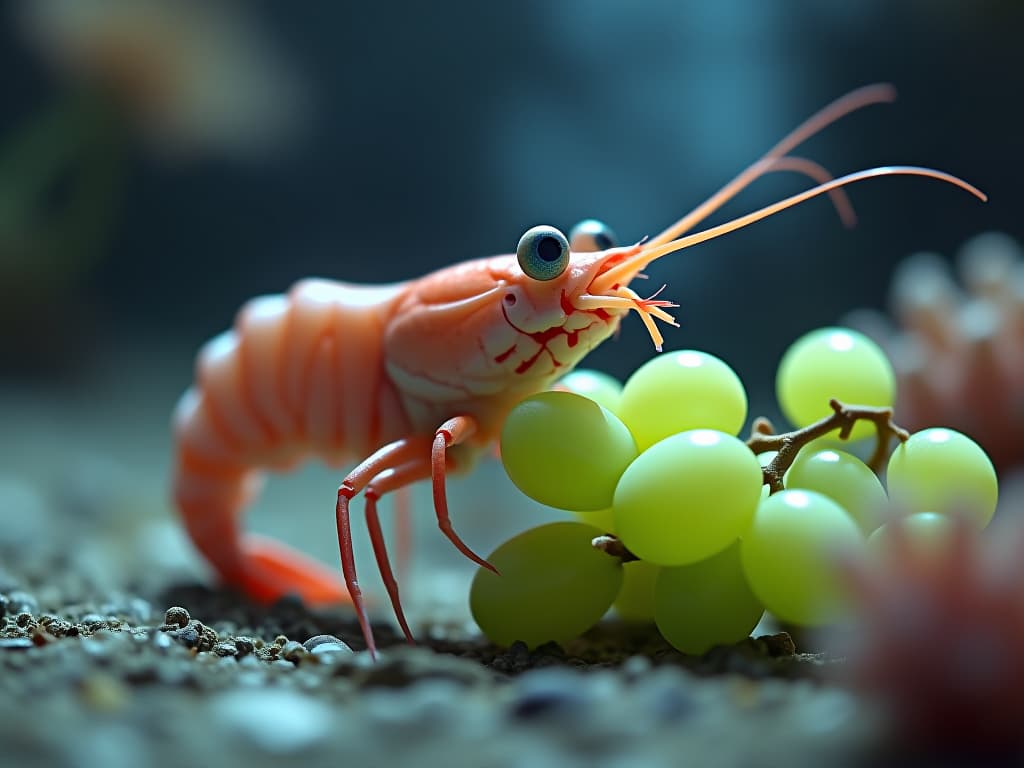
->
[171,84,985,656]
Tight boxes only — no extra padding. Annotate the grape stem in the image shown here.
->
[592,534,640,563]
[590,399,909,563]
[746,398,910,493]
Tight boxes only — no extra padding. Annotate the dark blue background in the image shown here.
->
[3,1,1021,408]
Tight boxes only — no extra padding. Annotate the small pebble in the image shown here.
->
[303,634,352,651]
[168,624,200,649]
[233,637,256,656]
[310,642,353,658]
[280,641,307,664]
[79,613,107,629]
[194,622,219,652]
[39,616,73,637]
[163,606,190,629]
[213,642,239,658]
[259,644,281,662]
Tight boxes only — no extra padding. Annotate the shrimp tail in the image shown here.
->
[172,387,353,607]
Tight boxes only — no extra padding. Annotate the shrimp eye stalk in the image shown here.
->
[517,225,570,281]
[569,219,618,253]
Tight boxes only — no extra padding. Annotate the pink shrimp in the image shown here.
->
[171,84,985,656]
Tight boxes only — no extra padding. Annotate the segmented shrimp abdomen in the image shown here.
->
[171,277,413,588]
[176,278,411,471]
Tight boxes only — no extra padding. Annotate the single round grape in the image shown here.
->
[617,350,748,451]
[470,522,623,648]
[868,511,956,561]
[613,430,763,566]
[886,428,998,528]
[741,489,865,626]
[613,560,660,622]
[501,391,637,511]
[654,542,764,654]
[776,327,895,440]
[557,369,623,414]
[784,448,888,534]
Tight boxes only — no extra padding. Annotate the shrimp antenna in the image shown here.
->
[589,166,986,296]
[647,83,898,247]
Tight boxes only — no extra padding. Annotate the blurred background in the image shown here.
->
[0,0,1021,615]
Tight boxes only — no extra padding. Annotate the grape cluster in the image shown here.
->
[470,328,999,655]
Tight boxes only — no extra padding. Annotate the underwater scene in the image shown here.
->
[2,1,1023,766]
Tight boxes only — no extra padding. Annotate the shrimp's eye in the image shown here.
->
[516,225,570,281]
[569,219,618,253]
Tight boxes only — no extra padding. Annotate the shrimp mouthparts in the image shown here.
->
[572,83,987,352]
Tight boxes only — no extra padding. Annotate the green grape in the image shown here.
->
[501,391,637,511]
[469,522,623,648]
[613,430,763,565]
[784,448,888,534]
[617,350,747,451]
[740,489,865,626]
[573,506,616,533]
[613,560,660,622]
[557,369,623,414]
[793,436,859,460]
[776,327,895,440]
[868,511,956,560]
[654,542,764,655]
[886,428,998,528]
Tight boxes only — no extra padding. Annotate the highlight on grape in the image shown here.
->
[471,333,1000,655]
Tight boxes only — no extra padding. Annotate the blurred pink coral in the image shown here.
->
[17,0,304,157]
[840,514,1024,756]
[844,232,1024,472]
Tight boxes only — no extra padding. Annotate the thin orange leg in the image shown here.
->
[336,436,432,658]
[431,416,497,574]
[364,461,431,645]
[336,418,497,658]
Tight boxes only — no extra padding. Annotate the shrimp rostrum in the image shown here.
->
[171,85,985,656]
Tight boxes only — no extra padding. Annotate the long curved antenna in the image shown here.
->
[759,155,857,228]
[646,83,897,248]
[589,166,986,296]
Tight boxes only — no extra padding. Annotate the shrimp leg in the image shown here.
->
[364,461,432,645]
[335,417,495,657]
[431,416,496,571]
